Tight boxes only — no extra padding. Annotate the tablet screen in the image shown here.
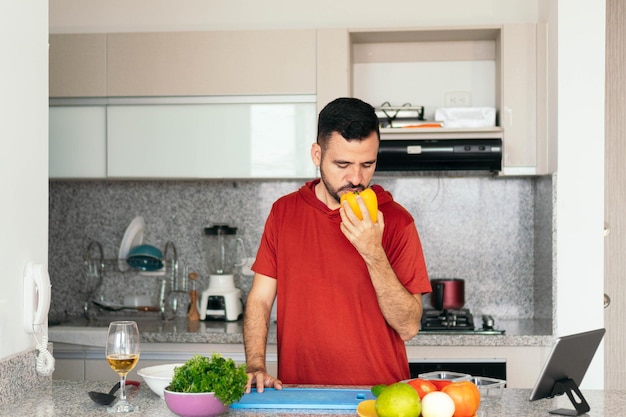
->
[529,328,605,402]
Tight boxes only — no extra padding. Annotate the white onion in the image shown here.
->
[421,391,456,417]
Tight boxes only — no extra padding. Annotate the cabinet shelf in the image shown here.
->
[380,126,503,140]
[350,27,501,44]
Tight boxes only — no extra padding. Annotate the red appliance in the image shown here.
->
[430,278,465,310]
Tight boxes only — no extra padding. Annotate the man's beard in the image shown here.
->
[319,166,366,205]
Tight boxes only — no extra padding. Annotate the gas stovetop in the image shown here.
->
[420,308,505,335]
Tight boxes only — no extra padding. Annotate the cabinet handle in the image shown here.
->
[604,293,611,308]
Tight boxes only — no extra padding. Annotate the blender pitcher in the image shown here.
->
[199,224,245,321]
[203,224,246,275]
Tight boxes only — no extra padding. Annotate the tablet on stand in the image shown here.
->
[529,328,605,416]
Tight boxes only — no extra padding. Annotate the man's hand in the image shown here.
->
[339,195,384,260]
[246,369,283,393]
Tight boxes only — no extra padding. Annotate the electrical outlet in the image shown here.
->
[445,91,472,107]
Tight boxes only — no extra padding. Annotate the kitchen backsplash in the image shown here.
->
[48,174,553,324]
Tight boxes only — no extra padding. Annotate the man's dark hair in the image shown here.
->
[317,97,380,150]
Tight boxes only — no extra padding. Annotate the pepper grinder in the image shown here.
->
[187,271,200,321]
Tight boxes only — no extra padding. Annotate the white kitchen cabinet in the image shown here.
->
[106,98,317,179]
[49,105,107,178]
[106,104,213,179]
[49,98,316,179]
[53,358,85,380]
[53,342,277,382]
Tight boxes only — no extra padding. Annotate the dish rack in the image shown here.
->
[86,236,178,272]
[82,240,182,320]
[375,102,425,128]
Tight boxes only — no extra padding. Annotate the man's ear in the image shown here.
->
[311,143,321,166]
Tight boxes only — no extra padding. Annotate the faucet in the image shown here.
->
[83,240,104,320]
[160,241,178,319]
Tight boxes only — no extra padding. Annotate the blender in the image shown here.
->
[199,224,245,321]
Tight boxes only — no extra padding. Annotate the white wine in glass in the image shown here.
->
[106,321,140,413]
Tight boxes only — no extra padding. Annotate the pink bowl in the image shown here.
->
[163,388,228,417]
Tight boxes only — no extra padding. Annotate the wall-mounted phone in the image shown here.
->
[24,261,51,332]
[23,261,55,375]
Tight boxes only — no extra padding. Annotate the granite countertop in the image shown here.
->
[49,314,554,348]
[1,380,625,417]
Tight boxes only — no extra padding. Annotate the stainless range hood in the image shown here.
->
[376,138,502,172]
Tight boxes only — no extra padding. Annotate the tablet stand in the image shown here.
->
[548,378,590,416]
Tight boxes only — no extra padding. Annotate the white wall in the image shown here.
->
[0,1,49,360]
[552,0,606,388]
[48,0,607,387]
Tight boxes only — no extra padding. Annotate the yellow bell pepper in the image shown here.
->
[340,188,378,223]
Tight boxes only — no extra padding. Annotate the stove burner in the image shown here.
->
[420,309,506,334]
[421,308,475,331]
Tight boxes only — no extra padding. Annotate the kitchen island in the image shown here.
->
[1,380,624,417]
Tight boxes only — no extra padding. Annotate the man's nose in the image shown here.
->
[346,166,364,186]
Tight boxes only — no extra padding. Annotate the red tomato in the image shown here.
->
[429,379,453,390]
[406,378,438,399]
[442,381,481,417]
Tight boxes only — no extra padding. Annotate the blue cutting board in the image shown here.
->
[230,388,375,409]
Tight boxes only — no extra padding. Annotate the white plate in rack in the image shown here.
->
[118,216,145,271]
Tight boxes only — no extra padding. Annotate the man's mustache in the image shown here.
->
[339,184,365,193]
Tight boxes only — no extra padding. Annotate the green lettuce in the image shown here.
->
[168,353,248,405]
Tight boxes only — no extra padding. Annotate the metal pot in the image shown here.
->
[430,278,465,310]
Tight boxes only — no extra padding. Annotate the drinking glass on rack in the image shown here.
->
[106,321,140,413]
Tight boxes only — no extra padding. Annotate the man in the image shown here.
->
[244,97,431,391]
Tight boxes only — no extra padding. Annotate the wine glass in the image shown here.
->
[106,321,140,413]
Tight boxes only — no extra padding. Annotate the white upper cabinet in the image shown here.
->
[106,99,317,179]
[49,106,107,179]
[106,104,207,178]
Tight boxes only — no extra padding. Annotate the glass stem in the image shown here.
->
[119,374,127,401]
